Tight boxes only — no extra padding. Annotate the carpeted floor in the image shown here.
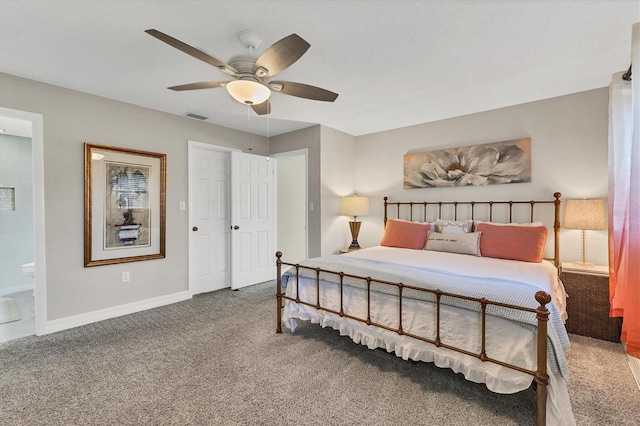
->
[0,281,638,425]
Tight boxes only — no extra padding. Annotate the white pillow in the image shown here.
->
[435,219,473,234]
[425,231,482,256]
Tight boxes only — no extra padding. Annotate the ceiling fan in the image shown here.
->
[145,29,339,115]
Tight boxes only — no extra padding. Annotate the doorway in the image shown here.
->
[273,149,308,266]
[0,107,46,340]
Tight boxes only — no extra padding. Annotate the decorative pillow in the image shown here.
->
[475,222,548,262]
[380,219,431,250]
[424,231,482,256]
[473,220,544,229]
[435,219,474,234]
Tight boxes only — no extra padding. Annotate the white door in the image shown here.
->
[230,151,276,289]
[189,145,231,294]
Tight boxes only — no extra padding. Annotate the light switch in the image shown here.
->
[179,201,186,211]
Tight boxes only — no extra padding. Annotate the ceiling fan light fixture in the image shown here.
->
[218,65,236,76]
[226,79,271,105]
[255,66,269,78]
[146,29,338,113]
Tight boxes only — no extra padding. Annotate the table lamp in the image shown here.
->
[563,198,606,267]
[340,195,370,250]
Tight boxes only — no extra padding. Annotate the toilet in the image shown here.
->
[21,262,35,278]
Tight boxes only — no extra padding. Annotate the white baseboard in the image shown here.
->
[622,342,640,391]
[43,291,191,335]
[627,352,640,391]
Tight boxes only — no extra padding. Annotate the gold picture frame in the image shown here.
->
[84,143,166,267]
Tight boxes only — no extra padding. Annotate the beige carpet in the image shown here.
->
[0,298,21,324]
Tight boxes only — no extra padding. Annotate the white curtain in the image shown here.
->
[608,22,640,358]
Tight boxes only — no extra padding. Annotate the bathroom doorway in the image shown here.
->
[0,108,46,341]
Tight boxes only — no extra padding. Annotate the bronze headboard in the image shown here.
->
[383,192,562,267]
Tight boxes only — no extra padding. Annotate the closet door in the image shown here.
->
[189,146,231,294]
[230,151,275,289]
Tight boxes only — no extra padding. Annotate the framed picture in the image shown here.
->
[84,143,166,267]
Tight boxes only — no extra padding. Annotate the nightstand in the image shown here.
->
[560,263,622,342]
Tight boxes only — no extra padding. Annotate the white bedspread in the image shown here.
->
[347,247,567,320]
[280,247,575,425]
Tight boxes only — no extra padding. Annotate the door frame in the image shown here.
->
[271,148,309,261]
[187,140,240,296]
[0,107,47,335]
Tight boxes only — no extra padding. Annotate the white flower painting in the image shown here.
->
[403,138,531,189]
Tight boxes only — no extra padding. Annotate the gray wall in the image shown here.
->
[0,70,611,325]
[0,73,266,320]
[270,125,358,257]
[269,125,322,257]
[0,134,34,294]
[319,126,357,255]
[354,88,609,266]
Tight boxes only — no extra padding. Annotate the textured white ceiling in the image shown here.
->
[0,1,638,137]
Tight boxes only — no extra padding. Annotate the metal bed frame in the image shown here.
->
[276,192,563,426]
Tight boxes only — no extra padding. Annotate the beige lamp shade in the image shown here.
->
[563,199,606,230]
[340,196,370,218]
[563,198,606,267]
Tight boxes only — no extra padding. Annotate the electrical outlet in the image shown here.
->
[122,272,130,283]
[179,201,186,211]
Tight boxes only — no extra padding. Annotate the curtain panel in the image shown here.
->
[608,22,640,358]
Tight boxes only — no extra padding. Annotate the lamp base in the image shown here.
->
[348,221,362,250]
[348,241,361,250]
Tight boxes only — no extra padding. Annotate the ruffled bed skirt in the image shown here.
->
[282,278,575,425]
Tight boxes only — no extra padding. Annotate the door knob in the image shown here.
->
[233,225,240,230]
[192,226,198,231]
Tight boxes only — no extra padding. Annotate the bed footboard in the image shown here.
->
[275,251,551,426]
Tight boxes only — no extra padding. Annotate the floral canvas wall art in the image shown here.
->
[403,138,531,189]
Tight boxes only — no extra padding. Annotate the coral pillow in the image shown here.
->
[476,222,548,262]
[380,219,431,250]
